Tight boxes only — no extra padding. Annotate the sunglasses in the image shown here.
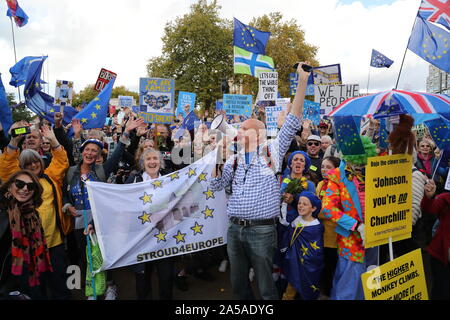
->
[307,142,321,147]
[14,179,36,191]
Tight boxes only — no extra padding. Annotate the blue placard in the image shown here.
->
[118,96,133,108]
[223,94,253,117]
[216,99,223,111]
[177,91,196,117]
[139,78,175,123]
[303,100,321,125]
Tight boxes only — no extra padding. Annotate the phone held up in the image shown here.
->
[11,126,31,137]
[293,63,313,73]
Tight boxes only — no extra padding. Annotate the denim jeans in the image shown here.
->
[227,222,278,300]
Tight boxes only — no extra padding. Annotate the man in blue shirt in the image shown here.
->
[211,62,311,299]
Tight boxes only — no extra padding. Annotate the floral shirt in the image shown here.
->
[320,164,365,263]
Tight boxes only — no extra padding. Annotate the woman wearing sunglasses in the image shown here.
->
[0,170,53,299]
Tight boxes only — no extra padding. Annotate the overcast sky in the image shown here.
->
[0,0,430,101]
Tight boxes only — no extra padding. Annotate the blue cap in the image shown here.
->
[80,139,104,153]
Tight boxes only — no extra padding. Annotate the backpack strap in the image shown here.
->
[94,165,106,182]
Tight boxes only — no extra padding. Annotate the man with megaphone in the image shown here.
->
[210,62,311,300]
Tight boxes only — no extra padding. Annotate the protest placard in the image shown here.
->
[118,95,133,108]
[94,68,117,92]
[177,91,196,117]
[139,78,175,124]
[364,154,413,248]
[314,84,359,115]
[361,249,428,300]
[303,100,321,125]
[258,72,278,101]
[223,94,253,117]
[54,80,73,108]
[265,106,283,137]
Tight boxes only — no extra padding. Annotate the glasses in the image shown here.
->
[14,179,36,191]
[307,142,320,147]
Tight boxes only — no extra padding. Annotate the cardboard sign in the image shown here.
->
[177,91,196,117]
[265,106,283,137]
[118,96,133,108]
[258,72,278,101]
[223,94,253,117]
[365,154,413,248]
[361,249,428,300]
[94,68,117,92]
[315,84,359,115]
[139,78,175,124]
[54,80,73,107]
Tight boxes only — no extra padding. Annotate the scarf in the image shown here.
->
[8,199,53,287]
[417,152,433,175]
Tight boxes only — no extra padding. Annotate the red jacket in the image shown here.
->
[421,193,450,266]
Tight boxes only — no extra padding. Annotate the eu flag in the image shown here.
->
[72,78,115,130]
[9,56,47,87]
[23,57,77,125]
[333,116,365,155]
[378,118,389,149]
[408,16,450,73]
[233,18,270,55]
[370,49,394,68]
[424,116,450,150]
[6,0,28,27]
[0,74,13,134]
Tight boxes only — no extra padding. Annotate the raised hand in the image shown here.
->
[71,118,83,138]
[125,117,145,134]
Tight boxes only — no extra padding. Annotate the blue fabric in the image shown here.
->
[331,255,365,300]
[10,56,46,87]
[293,191,322,218]
[424,116,450,151]
[233,18,270,55]
[336,214,357,233]
[370,49,393,68]
[282,221,324,300]
[227,222,278,299]
[6,2,28,28]
[333,116,365,156]
[408,16,450,73]
[340,160,364,222]
[0,74,13,134]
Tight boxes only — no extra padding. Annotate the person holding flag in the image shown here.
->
[211,62,310,300]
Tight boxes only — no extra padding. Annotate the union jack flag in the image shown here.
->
[418,0,450,30]
[6,0,29,27]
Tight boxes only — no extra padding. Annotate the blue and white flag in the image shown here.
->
[370,49,394,68]
[86,150,228,270]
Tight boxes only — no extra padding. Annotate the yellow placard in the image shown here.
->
[361,249,428,300]
[365,154,412,246]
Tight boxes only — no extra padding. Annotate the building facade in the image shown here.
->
[426,65,450,94]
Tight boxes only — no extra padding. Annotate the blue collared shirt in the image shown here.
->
[211,114,301,220]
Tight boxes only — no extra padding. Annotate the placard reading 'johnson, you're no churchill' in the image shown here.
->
[364,154,413,248]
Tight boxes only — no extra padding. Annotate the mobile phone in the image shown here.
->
[293,63,313,72]
[11,126,31,137]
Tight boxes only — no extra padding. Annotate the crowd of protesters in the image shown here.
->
[0,63,449,300]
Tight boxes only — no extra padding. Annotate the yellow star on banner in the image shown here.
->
[197,173,207,182]
[138,211,151,224]
[203,188,215,200]
[169,172,179,181]
[186,168,197,178]
[68,82,73,88]
[191,222,204,235]
[95,104,101,110]
[139,192,152,205]
[81,118,88,124]
[49,108,55,113]
[301,245,309,256]
[91,112,97,119]
[310,241,320,250]
[154,230,167,243]
[55,98,61,104]
[94,97,100,101]
[202,206,214,219]
[310,285,319,292]
[173,230,186,244]
[56,81,62,87]
[299,257,305,264]
[151,180,163,189]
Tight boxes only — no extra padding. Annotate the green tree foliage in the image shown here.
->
[7,93,34,123]
[147,0,233,114]
[72,84,97,109]
[111,86,139,103]
[147,1,318,113]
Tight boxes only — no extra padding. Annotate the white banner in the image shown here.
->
[86,150,228,271]
[314,84,359,116]
[258,72,278,101]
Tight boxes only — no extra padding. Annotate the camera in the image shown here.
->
[293,63,313,72]
[11,126,31,137]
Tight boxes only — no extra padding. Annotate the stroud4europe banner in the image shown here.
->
[86,150,228,271]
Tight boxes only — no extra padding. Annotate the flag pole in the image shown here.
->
[366,66,372,95]
[9,18,22,103]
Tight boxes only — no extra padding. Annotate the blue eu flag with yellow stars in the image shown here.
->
[72,78,115,130]
[370,49,394,68]
[333,116,365,155]
[407,16,450,73]
[10,56,47,87]
[233,18,270,55]
[424,116,450,151]
[23,57,77,125]
[0,74,13,134]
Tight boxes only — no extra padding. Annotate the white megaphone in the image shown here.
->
[210,114,238,140]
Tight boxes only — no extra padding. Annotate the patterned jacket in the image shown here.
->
[320,160,365,263]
